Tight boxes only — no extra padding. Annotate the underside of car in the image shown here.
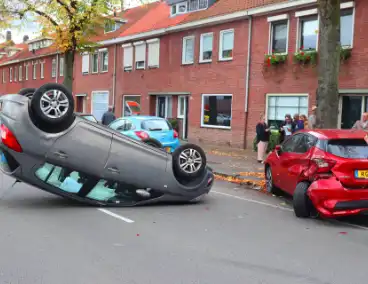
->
[0,84,214,206]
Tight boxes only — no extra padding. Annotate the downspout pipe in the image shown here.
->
[245,15,252,112]
[112,44,117,112]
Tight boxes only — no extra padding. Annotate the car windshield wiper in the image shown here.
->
[149,128,163,131]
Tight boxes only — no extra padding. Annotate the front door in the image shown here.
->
[157,96,166,118]
[341,96,363,129]
[76,96,84,112]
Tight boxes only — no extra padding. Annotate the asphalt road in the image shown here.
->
[0,174,368,284]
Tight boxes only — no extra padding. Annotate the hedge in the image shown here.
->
[253,130,281,153]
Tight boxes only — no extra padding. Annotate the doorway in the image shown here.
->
[76,95,86,113]
[156,96,173,118]
[177,95,189,140]
[340,95,367,129]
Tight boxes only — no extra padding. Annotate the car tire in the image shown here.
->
[30,83,74,128]
[265,165,281,195]
[293,181,312,218]
[18,88,36,99]
[143,138,163,148]
[172,143,206,179]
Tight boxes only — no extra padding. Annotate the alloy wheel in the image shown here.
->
[179,148,202,174]
[40,89,69,119]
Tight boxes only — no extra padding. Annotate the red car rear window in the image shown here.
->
[327,139,368,159]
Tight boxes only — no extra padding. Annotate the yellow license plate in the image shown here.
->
[356,170,368,179]
[165,147,171,153]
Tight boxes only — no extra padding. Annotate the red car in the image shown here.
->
[264,129,368,218]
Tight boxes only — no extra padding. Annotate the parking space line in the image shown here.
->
[98,209,135,223]
[212,191,293,211]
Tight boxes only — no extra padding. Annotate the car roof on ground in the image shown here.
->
[300,129,368,140]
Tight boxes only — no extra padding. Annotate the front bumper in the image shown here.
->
[161,139,180,152]
[308,177,368,218]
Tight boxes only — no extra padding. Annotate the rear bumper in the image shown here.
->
[308,177,368,217]
[161,139,180,151]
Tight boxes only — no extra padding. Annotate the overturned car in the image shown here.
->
[0,83,214,206]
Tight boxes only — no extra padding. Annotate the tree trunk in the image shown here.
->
[63,50,74,93]
[315,0,341,129]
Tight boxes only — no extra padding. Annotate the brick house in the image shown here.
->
[0,0,365,148]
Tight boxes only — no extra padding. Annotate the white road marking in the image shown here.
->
[330,219,368,231]
[212,191,293,211]
[98,209,135,223]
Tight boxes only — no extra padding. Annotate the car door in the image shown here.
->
[102,133,168,190]
[279,134,317,194]
[271,136,295,187]
[45,120,113,178]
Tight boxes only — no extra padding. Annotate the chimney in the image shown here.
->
[6,31,11,41]
[23,35,29,43]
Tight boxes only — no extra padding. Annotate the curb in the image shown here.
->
[213,171,265,191]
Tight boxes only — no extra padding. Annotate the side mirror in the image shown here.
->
[275,145,282,155]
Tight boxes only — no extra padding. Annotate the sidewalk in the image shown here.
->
[186,141,266,191]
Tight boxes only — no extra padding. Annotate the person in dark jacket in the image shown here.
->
[279,114,296,143]
[101,106,116,125]
[293,114,304,132]
[256,114,270,163]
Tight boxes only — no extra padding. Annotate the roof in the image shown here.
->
[307,129,368,140]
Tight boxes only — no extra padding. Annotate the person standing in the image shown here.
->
[300,114,309,129]
[308,106,317,129]
[256,114,270,163]
[293,114,304,132]
[279,114,295,143]
[101,106,116,125]
[352,112,368,130]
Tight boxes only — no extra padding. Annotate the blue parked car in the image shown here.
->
[108,116,180,153]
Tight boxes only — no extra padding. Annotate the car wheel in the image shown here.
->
[172,143,206,179]
[143,138,163,148]
[293,181,313,218]
[18,88,36,99]
[265,165,279,194]
[30,83,74,128]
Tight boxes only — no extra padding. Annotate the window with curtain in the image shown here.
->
[299,15,318,50]
[200,33,213,62]
[220,30,234,60]
[270,20,288,53]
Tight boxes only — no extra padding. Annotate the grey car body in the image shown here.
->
[0,94,214,206]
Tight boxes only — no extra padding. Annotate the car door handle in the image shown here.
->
[108,167,120,174]
[54,151,68,159]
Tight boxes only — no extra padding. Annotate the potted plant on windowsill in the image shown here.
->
[264,51,287,67]
[293,46,318,65]
[340,46,352,61]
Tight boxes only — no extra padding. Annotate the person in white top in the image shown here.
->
[352,112,368,130]
[308,106,317,129]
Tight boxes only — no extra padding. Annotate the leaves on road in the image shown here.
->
[214,173,266,190]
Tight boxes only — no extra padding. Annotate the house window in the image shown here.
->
[188,0,207,11]
[182,36,194,64]
[299,15,318,50]
[14,67,17,82]
[177,96,186,118]
[123,44,133,71]
[9,68,12,82]
[147,39,160,68]
[134,42,146,70]
[267,95,308,128]
[2,70,5,83]
[200,33,213,63]
[171,2,187,16]
[219,29,234,60]
[19,66,22,81]
[201,94,232,128]
[91,53,99,73]
[52,59,56,77]
[123,95,141,117]
[33,62,37,79]
[59,57,64,76]
[40,62,44,79]
[341,8,353,47]
[104,20,117,33]
[270,20,288,54]
[25,64,29,80]
[82,53,90,74]
[100,50,108,72]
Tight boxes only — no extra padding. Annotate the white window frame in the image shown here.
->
[122,43,133,71]
[265,93,309,122]
[147,38,160,68]
[14,67,17,82]
[51,58,56,78]
[219,29,234,61]
[19,65,22,81]
[2,70,5,83]
[59,57,64,77]
[25,63,29,81]
[182,35,195,65]
[296,13,319,52]
[33,61,37,80]
[177,95,186,119]
[91,90,110,122]
[99,48,108,73]
[170,2,188,16]
[40,60,45,79]
[122,95,141,117]
[9,67,12,82]
[134,41,146,70]
[188,0,208,12]
[340,6,355,49]
[155,96,173,119]
[82,53,90,74]
[200,94,233,129]
[199,32,213,63]
[267,14,289,55]
[91,52,99,74]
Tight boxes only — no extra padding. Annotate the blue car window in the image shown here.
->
[141,119,171,131]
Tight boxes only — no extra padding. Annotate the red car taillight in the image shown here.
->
[173,130,178,139]
[0,124,22,152]
[135,131,150,140]
[304,158,336,180]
